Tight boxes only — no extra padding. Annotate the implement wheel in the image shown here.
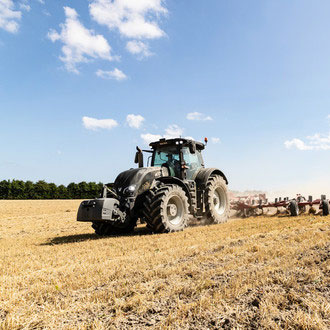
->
[143,184,189,233]
[321,199,330,216]
[289,200,299,217]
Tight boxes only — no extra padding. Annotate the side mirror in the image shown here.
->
[135,147,144,168]
[189,141,196,154]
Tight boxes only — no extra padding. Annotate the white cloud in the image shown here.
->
[285,134,330,151]
[141,124,185,145]
[89,0,167,39]
[82,116,118,130]
[284,115,330,151]
[284,138,313,151]
[126,114,145,129]
[38,0,45,4]
[0,0,22,33]
[96,68,127,81]
[48,7,113,74]
[42,9,50,16]
[141,133,162,145]
[126,40,152,58]
[186,112,213,121]
[19,3,30,12]
[164,124,184,138]
[211,137,220,144]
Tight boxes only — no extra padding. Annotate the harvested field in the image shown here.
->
[0,200,329,329]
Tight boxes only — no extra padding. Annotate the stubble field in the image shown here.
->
[0,200,329,329]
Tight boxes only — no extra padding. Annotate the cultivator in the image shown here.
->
[231,194,330,218]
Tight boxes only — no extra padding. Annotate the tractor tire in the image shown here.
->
[289,200,299,216]
[321,199,330,216]
[92,222,113,236]
[143,184,189,233]
[204,175,230,224]
[92,216,137,236]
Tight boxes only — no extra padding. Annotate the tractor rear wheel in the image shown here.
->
[204,175,230,224]
[92,216,137,236]
[143,184,189,233]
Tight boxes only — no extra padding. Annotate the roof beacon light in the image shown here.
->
[204,137,208,145]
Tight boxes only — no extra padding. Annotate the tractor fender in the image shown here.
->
[155,176,193,208]
[194,168,228,190]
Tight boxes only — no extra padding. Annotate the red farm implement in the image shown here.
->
[231,194,330,218]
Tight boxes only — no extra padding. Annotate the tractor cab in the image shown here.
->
[137,138,206,180]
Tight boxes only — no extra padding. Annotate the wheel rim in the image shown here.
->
[213,187,227,216]
[167,195,184,225]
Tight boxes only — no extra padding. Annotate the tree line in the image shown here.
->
[0,180,104,200]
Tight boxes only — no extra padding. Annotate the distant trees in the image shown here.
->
[0,180,104,200]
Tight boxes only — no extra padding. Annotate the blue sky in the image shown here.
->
[1,0,330,195]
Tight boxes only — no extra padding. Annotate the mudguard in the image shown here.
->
[192,168,228,216]
[194,168,228,190]
[156,176,192,205]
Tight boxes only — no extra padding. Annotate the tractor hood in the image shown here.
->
[114,167,167,197]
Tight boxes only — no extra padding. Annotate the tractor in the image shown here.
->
[77,138,230,234]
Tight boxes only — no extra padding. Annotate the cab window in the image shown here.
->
[182,147,203,179]
[153,146,180,177]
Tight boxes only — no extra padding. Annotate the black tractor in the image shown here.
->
[77,138,230,234]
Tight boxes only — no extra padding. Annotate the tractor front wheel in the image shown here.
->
[92,216,137,236]
[143,184,189,233]
[92,222,113,236]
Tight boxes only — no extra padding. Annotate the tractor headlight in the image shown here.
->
[123,185,136,195]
